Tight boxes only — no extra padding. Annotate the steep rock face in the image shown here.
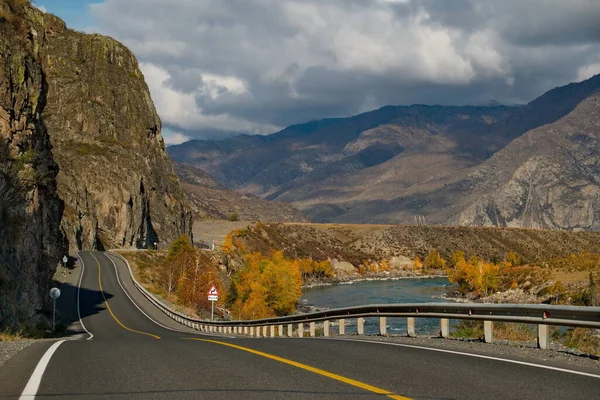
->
[455,87,600,230]
[24,6,192,250]
[0,1,65,329]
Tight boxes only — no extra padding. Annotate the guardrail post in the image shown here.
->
[407,317,416,337]
[440,318,449,338]
[278,325,283,337]
[379,317,387,335]
[537,324,550,349]
[250,326,254,336]
[263,326,268,337]
[287,324,293,337]
[309,322,316,337]
[323,320,330,337]
[339,319,345,335]
[357,317,364,335]
[298,323,304,338]
[256,326,261,338]
[270,325,275,338]
[484,321,494,343]
[244,326,248,335]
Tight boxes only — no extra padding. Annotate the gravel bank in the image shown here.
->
[332,334,600,372]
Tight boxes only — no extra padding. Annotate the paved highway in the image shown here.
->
[1,250,599,399]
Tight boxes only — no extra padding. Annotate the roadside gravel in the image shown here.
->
[0,340,37,368]
[335,334,600,373]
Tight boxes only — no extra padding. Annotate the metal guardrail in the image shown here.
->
[108,251,600,349]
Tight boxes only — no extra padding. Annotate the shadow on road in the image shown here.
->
[55,282,113,336]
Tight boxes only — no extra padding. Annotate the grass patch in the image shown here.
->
[451,320,536,342]
[0,329,23,341]
[560,328,600,357]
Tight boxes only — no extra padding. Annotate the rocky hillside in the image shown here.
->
[169,75,600,230]
[174,163,308,222]
[0,1,191,329]
[0,0,65,329]
[230,223,600,267]
[452,80,600,230]
[29,3,191,250]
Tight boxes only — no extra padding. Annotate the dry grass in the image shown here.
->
[451,320,536,342]
[0,329,23,341]
[562,328,600,357]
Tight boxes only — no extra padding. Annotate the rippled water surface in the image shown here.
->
[300,277,455,335]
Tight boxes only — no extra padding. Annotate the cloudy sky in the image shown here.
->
[39,0,600,145]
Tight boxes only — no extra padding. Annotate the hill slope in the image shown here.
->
[174,163,308,222]
[170,75,600,229]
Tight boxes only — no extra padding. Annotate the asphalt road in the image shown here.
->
[1,250,599,399]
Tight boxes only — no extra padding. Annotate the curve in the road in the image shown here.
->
[2,250,599,400]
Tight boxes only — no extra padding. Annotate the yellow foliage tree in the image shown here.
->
[228,251,302,320]
[446,254,500,296]
[425,249,446,270]
[413,256,423,273]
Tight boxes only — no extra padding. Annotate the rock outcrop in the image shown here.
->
[27,4,191,251]
[0,1,192,329]
[0,0,65,329]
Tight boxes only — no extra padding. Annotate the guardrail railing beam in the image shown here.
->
[109,251,600,355]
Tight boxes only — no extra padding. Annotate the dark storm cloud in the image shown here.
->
[91,0,600,143]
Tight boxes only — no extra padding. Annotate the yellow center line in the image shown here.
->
[183,338,410,399]
[92,253,161,340]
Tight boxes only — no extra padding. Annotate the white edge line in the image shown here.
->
[321,337,600,380]
[104,252,232,338]
[105,253,181,333]
[19,340,65,399]
[75,251,93,340]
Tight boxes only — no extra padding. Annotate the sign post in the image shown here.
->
[207,285,219,321]
[49,287,61,332]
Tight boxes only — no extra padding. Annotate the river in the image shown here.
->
[299,277,455,335]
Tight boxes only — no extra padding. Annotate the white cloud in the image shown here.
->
[34,4,47,13]
[90,0,600,140]
[577,63,600,82]
[163,131,191,146]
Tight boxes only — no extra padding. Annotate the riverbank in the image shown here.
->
[302,268,446,289]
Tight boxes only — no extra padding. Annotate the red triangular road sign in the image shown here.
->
[208,285,219,296]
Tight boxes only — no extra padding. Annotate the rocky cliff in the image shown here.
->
[0,0,65,329]
[26,3,191,251]
[0,1,191,329]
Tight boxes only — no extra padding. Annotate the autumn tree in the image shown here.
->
[446,253,500,296]
[228,251,302,320]
[425,249,446,270]
[413,256,423,273]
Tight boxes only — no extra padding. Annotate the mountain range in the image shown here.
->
[169,74,600,230]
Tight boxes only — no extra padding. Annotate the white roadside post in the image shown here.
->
[49,287,61,332]
[207,285,219,321]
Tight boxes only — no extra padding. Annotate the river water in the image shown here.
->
[300,277,455,335]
